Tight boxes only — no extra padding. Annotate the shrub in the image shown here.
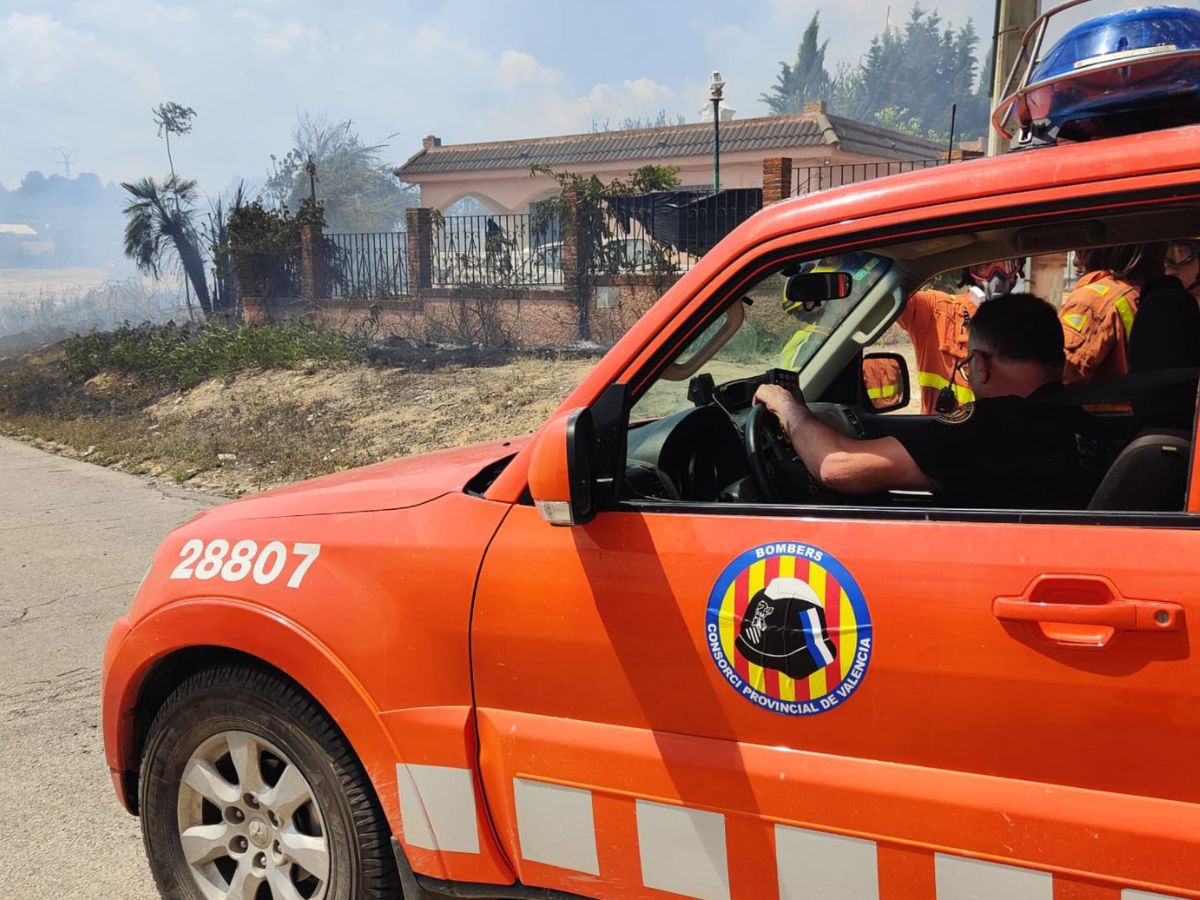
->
[61,320,355,389]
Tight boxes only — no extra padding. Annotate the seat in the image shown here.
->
[1087,429,1191,510]
[1088,275,1199,511]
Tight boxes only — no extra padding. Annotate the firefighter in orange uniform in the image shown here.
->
[897,260,1023,413]
[1060,244,1162,384]
[863,356,901,408]
[1164,239,1200,305]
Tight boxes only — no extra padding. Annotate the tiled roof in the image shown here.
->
[395,111,945,178]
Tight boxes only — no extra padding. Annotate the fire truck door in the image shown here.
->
[471,504,1200,900]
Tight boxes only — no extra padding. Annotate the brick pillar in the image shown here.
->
[300,224,316,302]
[242,295,266,325]
[406,207,433,290]
[762,157,793,205]
[560,188,586,340]
[561,188,580,288]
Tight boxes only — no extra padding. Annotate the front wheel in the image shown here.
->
[139,665,400,900]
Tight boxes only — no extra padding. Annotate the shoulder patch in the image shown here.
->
[938,403,975,424]
[1062,312,1088,332]
[1086,282,1112,296]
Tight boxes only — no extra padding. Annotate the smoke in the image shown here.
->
[0,277,195,356]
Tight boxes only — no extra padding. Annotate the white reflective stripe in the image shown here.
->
[513,778,599,875]
[396,764,480,854]
[1123,892,1183,900]
[934,853,1052,900]
[636,799,730,900]
[775,825,879,899]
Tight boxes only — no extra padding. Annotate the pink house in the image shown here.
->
[395,101,947,213]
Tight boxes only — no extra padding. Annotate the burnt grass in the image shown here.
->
[0,323,601,495]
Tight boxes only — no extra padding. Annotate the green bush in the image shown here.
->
[62,320,355,389]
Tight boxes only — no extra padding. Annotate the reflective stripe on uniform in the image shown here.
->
[779,328,813,370]
[1114,295,1135,339]
[1062,312,1088,332]
[866,384,897,400]
[917,371,975,403]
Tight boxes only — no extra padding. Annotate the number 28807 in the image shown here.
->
[169,540,321,588]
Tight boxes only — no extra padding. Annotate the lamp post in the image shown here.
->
[709,71,725,192]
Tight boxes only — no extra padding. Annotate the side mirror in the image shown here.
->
[862,352,911,413]
[529,407,596,526]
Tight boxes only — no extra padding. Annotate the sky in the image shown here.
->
[0,0,997,196]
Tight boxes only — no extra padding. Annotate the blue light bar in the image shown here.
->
[1033,5,1200,81]
[993,2,1200,145]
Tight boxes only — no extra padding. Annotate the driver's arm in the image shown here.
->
[753,385,935,495]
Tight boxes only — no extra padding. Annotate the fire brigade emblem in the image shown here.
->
[937,402,975,425]
[705,542,872,716]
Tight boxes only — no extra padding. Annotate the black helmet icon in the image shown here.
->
[735,577,837,680]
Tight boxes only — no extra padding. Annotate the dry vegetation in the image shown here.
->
[0,340,596,496]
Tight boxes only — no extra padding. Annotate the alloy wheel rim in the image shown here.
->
[176,730,330,900]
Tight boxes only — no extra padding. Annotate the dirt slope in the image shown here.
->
[1,355,597,497]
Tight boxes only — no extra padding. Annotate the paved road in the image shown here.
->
[0,437,219,898]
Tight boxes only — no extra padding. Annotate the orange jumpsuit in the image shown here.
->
[1060,271,1139,384]
[863,357,901,408]
[896,289,978,414]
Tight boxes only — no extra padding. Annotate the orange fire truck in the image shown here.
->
[103,4,1200,898]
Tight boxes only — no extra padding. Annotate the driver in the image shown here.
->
[753,293,1091,509]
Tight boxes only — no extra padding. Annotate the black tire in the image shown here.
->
[138,664,400,900]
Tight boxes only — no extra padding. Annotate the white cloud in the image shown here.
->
[498,49,563,90]
[0,0,999,195]
[623,77,673,106]
[340,22,681,142]
[0,12,155,93]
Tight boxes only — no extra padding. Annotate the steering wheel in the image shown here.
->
[744,402,796,502]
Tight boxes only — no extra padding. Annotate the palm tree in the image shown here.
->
[121,176,212,316]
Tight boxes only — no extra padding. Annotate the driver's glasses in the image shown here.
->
[954,353,972,382]
[1165,242,1200,270]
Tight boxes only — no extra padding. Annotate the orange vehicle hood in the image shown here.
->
[194,436,528,522]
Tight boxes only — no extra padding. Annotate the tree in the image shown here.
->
[531,164,681,341]
[264,114,416,233]
[152,102,196,183]
[772,5,989,144]
[0,170,128,268]
[618,110,688,130]
[206,183,247,313]
[121,176,213,316]
[761,13,833,115]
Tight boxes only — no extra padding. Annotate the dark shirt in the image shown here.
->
[895,383,1091,509]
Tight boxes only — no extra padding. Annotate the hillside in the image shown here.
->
[0,342,596,497]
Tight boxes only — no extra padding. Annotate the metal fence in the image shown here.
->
[238,249,302,302]
[431,213,563,288]
[793,159,945,196]
[324,232,409,300]
[318,191,764,293]
[593,189,762,277]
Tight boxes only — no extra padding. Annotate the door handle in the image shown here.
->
[994,575,1183,648]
